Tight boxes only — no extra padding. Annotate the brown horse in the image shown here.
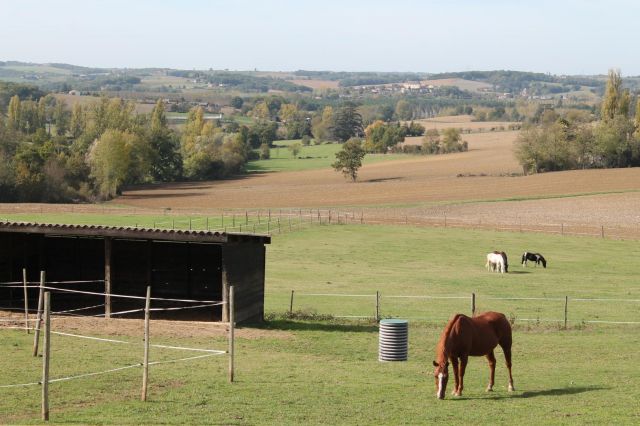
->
[432,312,514,399]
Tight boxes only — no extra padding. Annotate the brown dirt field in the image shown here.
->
[289,79,340,90]
[0,312,292,340]
[410,115,516,132]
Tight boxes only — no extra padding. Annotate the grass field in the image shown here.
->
[247,141,407,173]
[1,223,639,424]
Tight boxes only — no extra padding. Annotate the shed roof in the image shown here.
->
[0,221,270,245]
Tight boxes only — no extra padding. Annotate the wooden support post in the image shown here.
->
[564,296,568,329]
[375,291,380,321]
[222,269,229,322]
[289,290,295,314]
[104,237,112,319]
[268,209,271,221]
[189,217,192,230]
[221,210,224,227]
[561,223,564,236]
[245,210,248,225]
[601,225,604,238]
[41,291,51,421]
[471,293,476,317]
[141,286,151,401]
[228,286,235,383]
[32,271,45,357]
[23,268,29,334]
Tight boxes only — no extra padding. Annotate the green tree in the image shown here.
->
[331,103,363,142]
[395,99,413,120]
[601,69,629,121]
[332,137,366,181]
[7,95,21,131]
[259,143,270,159]
[88,129,134,199]
[230,96,244,109]
[288,142,302,158]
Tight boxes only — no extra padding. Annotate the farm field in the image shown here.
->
[1,225,639,424]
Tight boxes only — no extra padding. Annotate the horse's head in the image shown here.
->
[432,360,450,399]
[539,256,547,268]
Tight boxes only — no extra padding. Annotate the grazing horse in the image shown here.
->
[521,252,547,268]
[486,251,508,273]
[432,312,515,399]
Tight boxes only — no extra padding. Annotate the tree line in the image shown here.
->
[516,70,640,174]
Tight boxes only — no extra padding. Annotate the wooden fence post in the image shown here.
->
[564,296,568,329]
[471,293,476,317]
[289,290,295,314]
[33,271,45,357]
[23,268,29,334]
[41,291,51,421]
[141,286,151,401]
[229,286,235,383]
[375,291,380,321]
[601,225,604,238]
[561,223,564,236]
[444,213,447,227]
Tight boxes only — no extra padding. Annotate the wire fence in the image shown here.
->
[0,286,236,421]
[2,204,639,240]
[285,290,640,326]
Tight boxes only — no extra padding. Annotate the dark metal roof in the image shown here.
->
[0,221,270,244]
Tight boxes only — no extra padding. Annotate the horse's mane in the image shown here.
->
[436,314,466,362]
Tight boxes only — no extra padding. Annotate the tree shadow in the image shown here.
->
[364,177,403,183]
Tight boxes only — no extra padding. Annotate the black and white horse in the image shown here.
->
[521,252,547,268]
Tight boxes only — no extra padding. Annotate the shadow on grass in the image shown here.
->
[450,386,606,401]
[507,270,532,274]
[245,319,378,334]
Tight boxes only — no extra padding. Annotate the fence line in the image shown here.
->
[287,290,640,325]
[3,205,639,240]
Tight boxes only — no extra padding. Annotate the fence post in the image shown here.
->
[23,268,29,334]
[564,296,568,329]
[601,225,604,238]
[229,286,235,383]
[361,211,363,224]
[141,286,151,401]
[471,293,476,317]
[289,290,295,314]
[245,210,248,225]
[375,291,380,321]
[32,271,45,357]
[444,213,447,227]
[561,223,564,236]
[41,291,51,422]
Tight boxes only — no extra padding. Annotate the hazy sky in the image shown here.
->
[2,0,640,75]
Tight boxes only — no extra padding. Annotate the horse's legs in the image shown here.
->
[486,351,496,392]
[501,343,515,392]
[457,355,468,396]
[450,357,460,396]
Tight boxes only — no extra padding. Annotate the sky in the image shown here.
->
[1,0,640,76]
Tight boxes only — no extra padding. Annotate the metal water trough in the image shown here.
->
[378,319,408,361]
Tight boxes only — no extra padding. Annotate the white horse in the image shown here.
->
[486,252,506,273]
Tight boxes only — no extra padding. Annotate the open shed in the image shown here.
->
[0,222,270,323]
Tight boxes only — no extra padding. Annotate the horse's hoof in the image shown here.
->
[486,387,494,392]
[508,385,515,392]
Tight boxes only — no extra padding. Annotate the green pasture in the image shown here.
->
[1,219,640,423]
[247,139,408,172]
[1,322,638,424]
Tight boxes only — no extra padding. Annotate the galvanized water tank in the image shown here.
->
[378,319,408,361]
